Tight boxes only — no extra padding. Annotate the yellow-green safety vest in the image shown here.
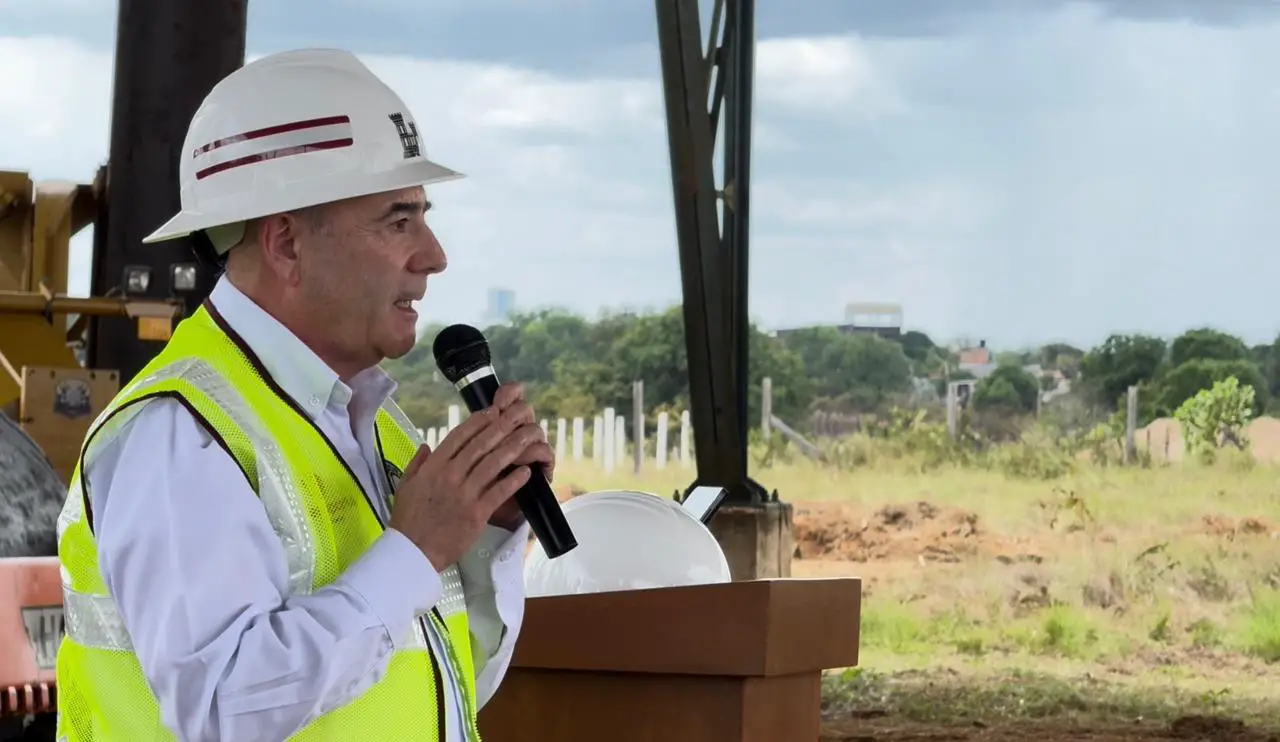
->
[55,303,482,741]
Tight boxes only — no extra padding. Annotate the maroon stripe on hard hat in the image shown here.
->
[192,114,352,156]
[194,138,354,180]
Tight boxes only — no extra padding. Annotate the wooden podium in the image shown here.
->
[478,577,861,742]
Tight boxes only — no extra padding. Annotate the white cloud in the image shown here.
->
[334,0,593,10]
[6,4,1280,349]
[0,37,686,326]
[753,178,1002,235]
[756,35,908,119]
[0,0,109,10]
[0,36,111,178]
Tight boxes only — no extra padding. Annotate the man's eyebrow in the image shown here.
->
[376,200,432,220]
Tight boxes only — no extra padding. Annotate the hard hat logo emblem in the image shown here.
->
[53,378,92,419]
[388,113,421,159]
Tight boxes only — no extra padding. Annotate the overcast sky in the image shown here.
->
[3,0,1279,350]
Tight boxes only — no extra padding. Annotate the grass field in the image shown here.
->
[549,443,1280,740]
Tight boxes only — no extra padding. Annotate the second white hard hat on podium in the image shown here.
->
[523,489,731,598]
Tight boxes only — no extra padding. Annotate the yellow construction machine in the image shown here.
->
[0,168,182,739]
[0,168,185,484]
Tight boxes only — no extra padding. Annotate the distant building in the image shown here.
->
[484,287,516,325]
[773,301,904,340]
[843,302,903,338]
[956,340,996,377]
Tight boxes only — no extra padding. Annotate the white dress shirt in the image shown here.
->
[84,276,528,742]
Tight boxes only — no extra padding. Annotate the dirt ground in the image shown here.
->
[820,714,1279,741]
[792,499,1008,565]
[787,499,1280,742]
[1139,416,1280,463]
[552,475,1278,740]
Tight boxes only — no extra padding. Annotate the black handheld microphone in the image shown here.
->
[432,323,579,559]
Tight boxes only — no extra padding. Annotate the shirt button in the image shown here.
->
[477,549,491,559]
[309,396,320,406]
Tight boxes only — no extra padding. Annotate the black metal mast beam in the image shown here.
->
[87,0,248,382]
[656,0,767,505]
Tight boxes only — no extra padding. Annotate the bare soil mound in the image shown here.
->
[1139,415,1280,463]
[1197,514,1277,539]
[794,500,1009,564]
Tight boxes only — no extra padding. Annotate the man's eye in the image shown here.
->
[393,219,410,231]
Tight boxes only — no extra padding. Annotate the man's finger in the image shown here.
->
[469,425,545,487]
[404,443,432,478]
[499,400,535,427]
[456,412,535,476]
[511,441,554,470]
[479,466,532,516]
[493,382,524,410]
[431,405,499,461]
[509,438,554,482]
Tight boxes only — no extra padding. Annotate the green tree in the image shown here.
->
[1080,334,1167,409]
[972,365,1039,415]
[503,310,593,384]
[1263,334,1280,407]
[1040,343,1083,379]
[779,328,914,410]
[824,334,914,411]
[387,306,816,432]
[605,307,688,412]
[1168,328,1251,368]
[1174,376,1255,464]
[776,327,841,385]
[1154,358,1268,417]
[895,330,944,375]
[747,328,811,425]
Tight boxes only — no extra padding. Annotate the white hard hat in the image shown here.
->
[143,48,463,250]
[523,490,732,597]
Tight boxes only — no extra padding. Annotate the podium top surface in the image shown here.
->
[509,576,861,677]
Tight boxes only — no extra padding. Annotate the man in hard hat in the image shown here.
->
[54,49,546,741]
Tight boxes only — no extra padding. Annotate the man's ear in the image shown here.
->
[257,214,303,285]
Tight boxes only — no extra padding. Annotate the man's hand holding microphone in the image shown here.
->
[388,382,552,571]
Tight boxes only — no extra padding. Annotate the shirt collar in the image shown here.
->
[207,275,397,416]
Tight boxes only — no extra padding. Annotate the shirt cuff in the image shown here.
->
[337,528,444,650]
[457,524,529,590]
[490,523,528,589]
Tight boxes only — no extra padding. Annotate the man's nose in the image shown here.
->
[410,225,448,275]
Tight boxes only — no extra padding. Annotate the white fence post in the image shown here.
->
[680,410,691,468]
[603,407,616,473]
[655,411,669,469]
[614,415,626,467]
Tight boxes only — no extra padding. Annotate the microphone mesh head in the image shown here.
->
[432,324,492,383]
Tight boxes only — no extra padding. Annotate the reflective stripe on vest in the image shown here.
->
[54,307,481,742]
